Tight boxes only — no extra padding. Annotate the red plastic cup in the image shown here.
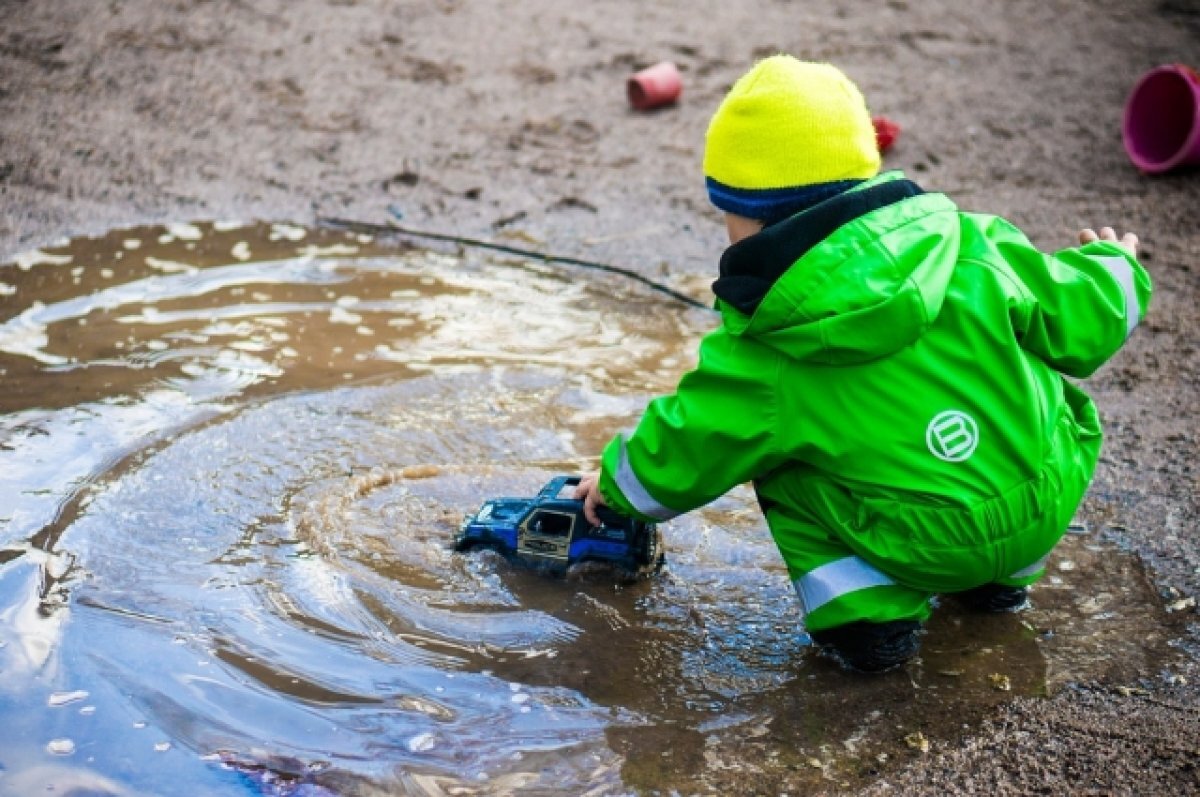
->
[872,115,900,153]
[627,61,682,110]
[1122,64,1200,174]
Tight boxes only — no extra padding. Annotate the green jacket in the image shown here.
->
[598,172,1151,590]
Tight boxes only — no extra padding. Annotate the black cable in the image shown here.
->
[317,211,711,311]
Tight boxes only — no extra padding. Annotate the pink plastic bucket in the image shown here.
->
[627,61,682,110]
[1122,64,1200,174]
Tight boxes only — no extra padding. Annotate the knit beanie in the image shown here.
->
[704,56,881,223]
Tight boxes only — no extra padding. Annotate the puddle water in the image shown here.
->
[0,223,1186,795]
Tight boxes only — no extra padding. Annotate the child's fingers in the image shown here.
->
[583,493,603,527]
[1079,227,1138,255]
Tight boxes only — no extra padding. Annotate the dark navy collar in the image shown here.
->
[713,178,926,316]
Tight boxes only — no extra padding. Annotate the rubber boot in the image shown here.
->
[809,620,922,673]
[953,583,1029,612]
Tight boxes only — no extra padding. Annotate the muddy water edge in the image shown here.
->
[0,224,1190,795]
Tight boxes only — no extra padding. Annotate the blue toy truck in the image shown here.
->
[454,476,663,575]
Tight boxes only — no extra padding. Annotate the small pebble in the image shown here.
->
[904,732,930,753]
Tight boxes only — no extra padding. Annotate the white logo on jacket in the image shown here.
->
[926,410,979,462]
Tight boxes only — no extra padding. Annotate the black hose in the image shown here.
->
[317,212,711,311]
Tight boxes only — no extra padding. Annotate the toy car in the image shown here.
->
[454,476,663,575]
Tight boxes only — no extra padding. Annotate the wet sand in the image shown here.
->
[2,0,1199,794]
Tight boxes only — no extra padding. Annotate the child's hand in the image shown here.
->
[1079,226,1139,256]
[573,472,608,527]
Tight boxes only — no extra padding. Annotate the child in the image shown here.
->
[574,55,1151,672]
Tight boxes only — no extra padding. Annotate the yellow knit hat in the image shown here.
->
[704,56,880,214]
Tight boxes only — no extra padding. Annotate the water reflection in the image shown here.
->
[0,223,1184,795]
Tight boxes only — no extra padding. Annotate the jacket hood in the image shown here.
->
[714,172,961,365]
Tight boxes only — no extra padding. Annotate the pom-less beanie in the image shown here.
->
[704,56,881,221]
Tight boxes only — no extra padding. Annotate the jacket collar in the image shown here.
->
[713,175,926,316]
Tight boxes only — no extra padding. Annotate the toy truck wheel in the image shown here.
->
[635,525,663,569]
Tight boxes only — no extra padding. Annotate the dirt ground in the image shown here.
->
[2,0,1199,794]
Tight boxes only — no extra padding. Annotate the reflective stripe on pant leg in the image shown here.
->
[1008,553,1050,580]
[770,519,930,631]
[793,556,897,615]
[996,553,1052,587]
[796,569,932,632]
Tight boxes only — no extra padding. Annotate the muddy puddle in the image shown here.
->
[0,223,1187,795]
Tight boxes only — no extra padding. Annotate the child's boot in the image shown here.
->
[953,583,1029,612]
[809,620,921,673]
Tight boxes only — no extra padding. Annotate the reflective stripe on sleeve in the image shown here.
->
[793,556,897,614]
[613,438,681,521]
[1007,554,1050,581]
[1095,255,1140,338]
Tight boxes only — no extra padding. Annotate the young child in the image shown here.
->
[574,55,1151,672]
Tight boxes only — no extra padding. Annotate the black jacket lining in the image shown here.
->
[712,179,926,316]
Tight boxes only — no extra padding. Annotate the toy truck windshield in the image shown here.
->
[477,500,526,523]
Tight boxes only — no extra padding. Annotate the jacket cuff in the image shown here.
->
[598,435,682,522]
[1078,241,1149,338]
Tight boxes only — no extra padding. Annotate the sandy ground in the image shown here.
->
[2,0,1199,793]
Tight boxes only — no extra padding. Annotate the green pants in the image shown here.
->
[766,415,1098,633]
[771,517,1057,632]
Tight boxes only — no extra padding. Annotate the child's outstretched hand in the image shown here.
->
[1079,226,1139,256]
[573,472,608,527]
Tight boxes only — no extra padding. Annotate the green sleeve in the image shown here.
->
[990,219,1152,377]
[597,331,786,521]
